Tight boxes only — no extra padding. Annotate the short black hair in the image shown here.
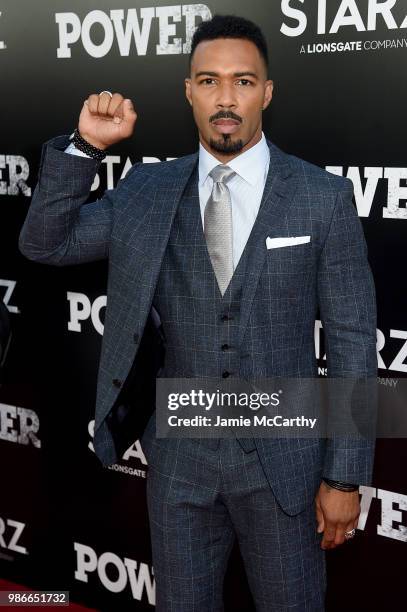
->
[190,14,269,70]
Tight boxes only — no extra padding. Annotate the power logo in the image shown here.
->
[67,292,106,336]
[359,486,407,542]
[0,155,31,197]
[56,5,211,58]
[0,403,41,448]
[74,542,155,604]
[327,166,407,219]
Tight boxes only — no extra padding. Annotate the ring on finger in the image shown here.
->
[99,90,113,97]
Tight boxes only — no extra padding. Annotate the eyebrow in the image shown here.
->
[195,71,259,79]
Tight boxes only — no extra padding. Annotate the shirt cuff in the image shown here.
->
[64,142,92,158]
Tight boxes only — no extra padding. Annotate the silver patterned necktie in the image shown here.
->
[204,164,236,296]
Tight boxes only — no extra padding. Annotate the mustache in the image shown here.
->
[209,110,242,123]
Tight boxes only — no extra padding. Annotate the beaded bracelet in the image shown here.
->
[71,128,107,161]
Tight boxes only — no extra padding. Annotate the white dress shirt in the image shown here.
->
[198,133,270,268]
[65,132,270,268]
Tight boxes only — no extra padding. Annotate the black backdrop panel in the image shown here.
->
[1,1,406,609]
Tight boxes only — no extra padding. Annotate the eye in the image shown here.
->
[237,79,252,86]
[200,78,216,85]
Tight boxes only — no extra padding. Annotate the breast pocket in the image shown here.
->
[265,240,315,273]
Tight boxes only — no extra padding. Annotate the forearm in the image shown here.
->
[18,135,110,265]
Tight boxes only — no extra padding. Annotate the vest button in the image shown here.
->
[222,371,231,378]
[221,343,230,351]
[221,314,234,321]
[112,378,122,388]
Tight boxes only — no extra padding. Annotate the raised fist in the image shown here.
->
[78,91,137,150]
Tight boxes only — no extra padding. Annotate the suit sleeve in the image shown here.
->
[317,180,378,486]
[18,134,141,266]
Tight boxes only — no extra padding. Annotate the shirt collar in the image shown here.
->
[198,131,270,187]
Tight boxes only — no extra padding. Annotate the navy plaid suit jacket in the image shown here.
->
[19,134,377,515]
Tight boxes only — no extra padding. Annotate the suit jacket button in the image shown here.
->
[133,332,139,343]
[222,371,231,378]
[112,378,122,388]
[221,344,230,351]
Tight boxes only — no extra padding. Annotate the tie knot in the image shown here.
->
[209,164,236,184]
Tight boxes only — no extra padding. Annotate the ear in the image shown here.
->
[262,79,274,110]
[185,78,193,106]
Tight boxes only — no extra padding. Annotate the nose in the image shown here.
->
[215,82,237,109]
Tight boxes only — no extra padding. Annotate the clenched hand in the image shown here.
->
[78,92,137,150]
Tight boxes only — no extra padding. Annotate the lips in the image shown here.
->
[212,118,241,134]
[213,119,240,125]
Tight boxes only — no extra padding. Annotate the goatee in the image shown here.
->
[209,134,244,154]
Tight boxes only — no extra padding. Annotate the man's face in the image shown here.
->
[185,37,273,160]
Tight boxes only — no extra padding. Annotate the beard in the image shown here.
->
[209,134,244,154]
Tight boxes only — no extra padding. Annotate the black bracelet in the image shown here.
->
[71,128,107,161]
[323,478,359,492]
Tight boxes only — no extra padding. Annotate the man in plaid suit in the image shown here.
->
[19,14,377,612]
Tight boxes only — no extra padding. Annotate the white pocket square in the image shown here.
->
[266,235,311,249]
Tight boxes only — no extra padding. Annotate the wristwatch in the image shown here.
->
[69,128,107,161]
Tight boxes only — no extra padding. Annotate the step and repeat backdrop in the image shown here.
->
[0,1,406,610]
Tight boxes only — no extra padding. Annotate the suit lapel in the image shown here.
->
[135,154,199,318]
[237,140,298,347]
[126,140,298,358]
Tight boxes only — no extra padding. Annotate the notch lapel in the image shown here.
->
[237,140,298,347]
[95,154,198,431]
[135,154,199,318]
